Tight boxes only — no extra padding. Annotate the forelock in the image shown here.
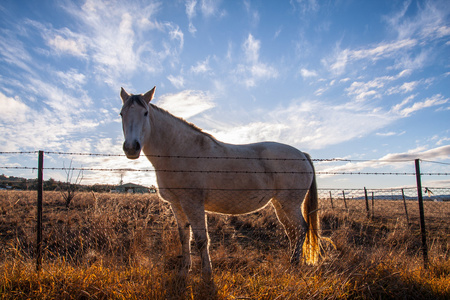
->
[124,95,147,109]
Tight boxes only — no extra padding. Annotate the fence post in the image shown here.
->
[415,159,429,269]
[36,150,44,272]
[329,191,334,209]
[401,188,410,225]
[364,187,370,219]
[342,190,348,210]
[371,192,374,220]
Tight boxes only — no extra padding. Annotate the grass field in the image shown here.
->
[1,190,449,299]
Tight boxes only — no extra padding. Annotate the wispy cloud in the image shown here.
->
[317,145,450,180]
[53,1,183,87]
[0,30,34,74]
[185,0,198,34]
[384,0,450,41]
[190,56,212,74]
[55,69,87,89]
[47,34,87,57]
[391,94,448,117]
[345,69,412,101]
[167,75,185,89]
[156,89,215,119]
[375,131,405,137]
[300,68,318,79]
[185,0,225,35]
[210,99,394,150]
[0,92,29,123]
[234,34,278,87]
[324,39,417,75]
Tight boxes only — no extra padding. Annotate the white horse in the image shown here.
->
[120,87,321,280]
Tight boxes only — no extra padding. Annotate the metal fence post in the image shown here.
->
[415,159,429,269]
[371,192,374,220]
[342,190,348,210]
[329,191,334,209]
[36,150,44,272]
[401,188,410,225]
[364,187,370,219]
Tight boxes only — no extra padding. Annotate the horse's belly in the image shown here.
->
[204,190,273,215]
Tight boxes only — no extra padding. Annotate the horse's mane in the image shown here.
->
[150,104,219,143]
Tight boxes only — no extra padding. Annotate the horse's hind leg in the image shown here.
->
[170,201,192,277]
[272,193,308,264]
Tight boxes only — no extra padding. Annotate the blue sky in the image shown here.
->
[0,0,449,189]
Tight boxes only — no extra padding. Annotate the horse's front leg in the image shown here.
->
[181,200,212,281]
[170,201,192,277]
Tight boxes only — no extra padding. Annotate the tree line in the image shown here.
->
[0,174,115,193]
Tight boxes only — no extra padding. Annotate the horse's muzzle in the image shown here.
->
[123,140,141,159]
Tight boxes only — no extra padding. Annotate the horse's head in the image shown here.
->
[120,87,155,159]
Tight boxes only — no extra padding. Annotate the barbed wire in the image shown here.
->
[421,160,450,166]
[0,150,435,163]
[0,151,448,176]
[0,151,38,155]
[0,165,448,176]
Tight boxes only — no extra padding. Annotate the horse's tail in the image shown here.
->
[302,153,321,265]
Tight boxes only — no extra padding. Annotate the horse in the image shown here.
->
[119,86,321,280]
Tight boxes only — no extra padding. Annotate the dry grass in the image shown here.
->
[1,190,449,299]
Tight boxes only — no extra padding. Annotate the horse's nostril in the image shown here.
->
[134,141,141,151]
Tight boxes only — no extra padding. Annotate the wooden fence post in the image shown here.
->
[415,159,429,269]
[36,150,44,272]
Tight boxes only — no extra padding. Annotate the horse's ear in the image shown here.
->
[120,87,130,104]
[143,86,156,104]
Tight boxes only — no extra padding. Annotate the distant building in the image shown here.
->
[114,183,156,194]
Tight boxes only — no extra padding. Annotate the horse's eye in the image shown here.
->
[144,111,148,117]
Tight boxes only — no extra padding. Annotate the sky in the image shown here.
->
[0,0,449,190]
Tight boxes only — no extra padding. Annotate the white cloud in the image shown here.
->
[243,33,260,63]
[324,39,417,75]
[209,99,394,150]
[235,34,278,87]
[399,81,419,93]
[385,0,450,41]
[318,145,450,177]
[375,131,405,137]
[48,35,86,57]
[200,0,222,17]
[0,31,34,73]
[167,75,185,89]
[0,92,30,123]
[381,145,450,161]
[300,68,318,78]
[190,56,211,73]
[185,0,197,34]
[345,69,411,101]
[27,78,92,115]
[156,90,215,119]
[54,1,182,87]
[392,94,448,117]
[185,0,224,35]
[56,69,87,89]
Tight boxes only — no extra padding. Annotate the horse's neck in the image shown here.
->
[144,107,213,161]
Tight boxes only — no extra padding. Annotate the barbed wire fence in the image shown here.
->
[0,151,449,274]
